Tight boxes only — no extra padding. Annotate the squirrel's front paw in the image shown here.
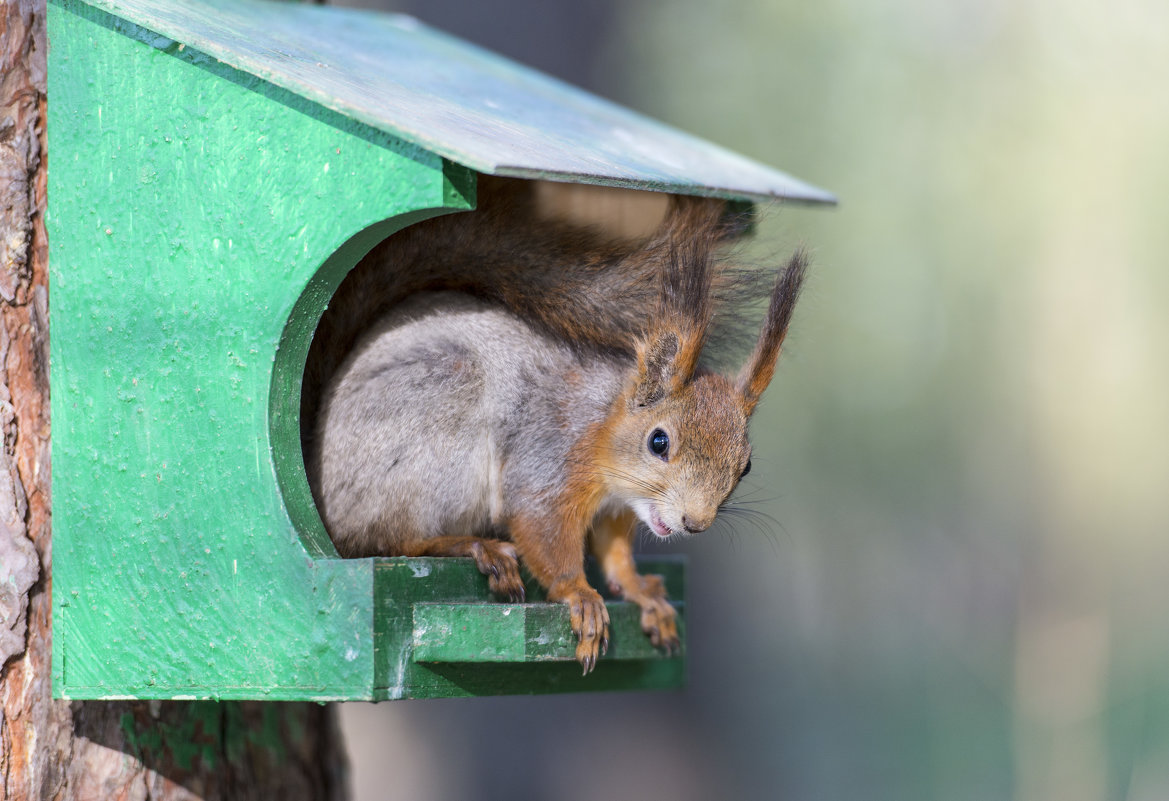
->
[623,574,679,655]
[569,588,610,675]
[550,580,610,675]
[469,540,525,602]
[639,596,679,655]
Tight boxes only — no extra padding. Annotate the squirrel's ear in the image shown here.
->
[628,192,726,409]
[736,250,809,415]
[632,331,683,408]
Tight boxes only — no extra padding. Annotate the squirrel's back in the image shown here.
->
[312,290,628,557]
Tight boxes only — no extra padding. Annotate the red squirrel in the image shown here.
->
[304,177,807,673]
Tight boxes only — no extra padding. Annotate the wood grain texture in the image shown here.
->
[0,2,60,797]
[0,0,47,674]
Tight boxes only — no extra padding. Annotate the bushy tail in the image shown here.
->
[301,176,733,437]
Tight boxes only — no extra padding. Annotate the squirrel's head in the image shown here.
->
[606,370,751,537]
[604,238,809,539]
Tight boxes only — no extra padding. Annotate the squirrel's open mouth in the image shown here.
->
[647,504,673,538]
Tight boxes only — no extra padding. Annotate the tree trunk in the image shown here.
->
[0,3,348,798]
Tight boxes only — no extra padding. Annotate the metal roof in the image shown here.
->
[78,0,836,204]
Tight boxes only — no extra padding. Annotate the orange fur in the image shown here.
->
[589,509,679,652]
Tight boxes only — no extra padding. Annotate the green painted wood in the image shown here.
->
[73,0,835,204]
[48,0,468,700]
[49,0,695,701]
[412,601,686,663]
[411,660,686,699]
[373,557,685,699]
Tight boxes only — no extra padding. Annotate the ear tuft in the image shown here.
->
[735,250,809,414]
[627,194,729,409]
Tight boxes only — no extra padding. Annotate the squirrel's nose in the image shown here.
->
[681,514,712,534]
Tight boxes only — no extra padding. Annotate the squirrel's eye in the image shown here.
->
[740,459,752,478]
[648,429,670,459]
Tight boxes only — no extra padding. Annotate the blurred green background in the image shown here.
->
[329,0,1169,798]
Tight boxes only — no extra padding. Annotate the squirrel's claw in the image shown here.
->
[637,595,679,657]
[559,585,609,675]
[468,540,525,602]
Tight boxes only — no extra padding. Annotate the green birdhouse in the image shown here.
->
[48,0,833,701]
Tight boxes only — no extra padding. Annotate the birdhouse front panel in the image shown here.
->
[49,0,471,699]
[49,0,832,701]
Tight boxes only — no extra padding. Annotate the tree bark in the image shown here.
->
[0,3,348,798]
